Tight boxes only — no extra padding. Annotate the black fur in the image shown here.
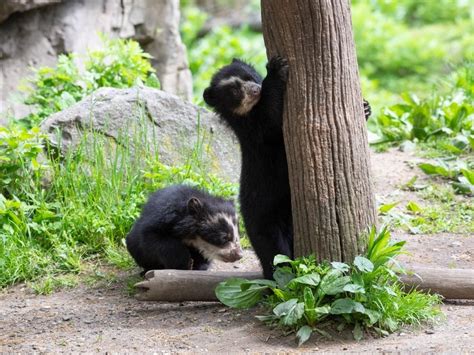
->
[204,57,371,279]
[204,57,291,279]
[126,185,242,273]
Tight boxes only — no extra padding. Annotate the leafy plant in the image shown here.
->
[372,91,474,145]
[21,36,159,126]
[419,158,474,195]
[0,126,48,198]
[215,227,441,346]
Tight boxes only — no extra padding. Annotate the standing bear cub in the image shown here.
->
[204,57,371,279]
[126,185,243,274]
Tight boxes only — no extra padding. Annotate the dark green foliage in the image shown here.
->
[215,227,442,346]
[372,65,474,148]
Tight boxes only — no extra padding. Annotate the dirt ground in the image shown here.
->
[1,149,473,353]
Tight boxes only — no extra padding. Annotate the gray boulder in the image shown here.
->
[0,0,61,23]
[40,87,240,182]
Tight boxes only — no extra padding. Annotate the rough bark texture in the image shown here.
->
[261,0,376,261]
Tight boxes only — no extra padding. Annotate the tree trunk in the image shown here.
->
[261,0,376,261]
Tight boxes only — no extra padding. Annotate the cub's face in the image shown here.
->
[204,59,263,117]
[185,198,243,263]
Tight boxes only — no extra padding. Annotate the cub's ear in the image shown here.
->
[187,197,203,216]
[232,58,239,63]
[203,87,216,107]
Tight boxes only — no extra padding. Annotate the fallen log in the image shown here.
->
[134,270,262,302]
[134,267,474,302]
[399,266,474,300]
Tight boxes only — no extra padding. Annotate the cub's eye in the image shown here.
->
[231,88,239,95]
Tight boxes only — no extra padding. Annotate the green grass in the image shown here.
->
[380,182,473,234]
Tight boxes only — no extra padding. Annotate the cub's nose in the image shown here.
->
[248,83,261,97]
[226,247,243,262]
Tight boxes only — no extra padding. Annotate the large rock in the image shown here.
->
[0,0,61,23]
[0,0,192,124]
[40,87,240,182]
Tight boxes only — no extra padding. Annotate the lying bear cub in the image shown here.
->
[126,185,243,273]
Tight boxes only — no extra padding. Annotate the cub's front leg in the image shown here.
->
[258,56,289,126]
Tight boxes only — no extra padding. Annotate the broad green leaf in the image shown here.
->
[318,269,351,296]
[331,261,350,272]
[273,268,295,288]
[215,278,268,309]
[272,288,293,301]
[460,169,474,185]
[343,283,366,294]
[330,298,365,315]
[382,317,399,332]
[303,287,316,324]
[418,163,451,178]
[273,298,298,316]
[378,201,399,214]
[363,309,382,325]
[452,180,474,195]
[273,254,292,265]
[290,273,321,287]
[296,326,312,346]
[354,256,374,273]
[303,287,315,309]
[273,299,305,326]
[314,305,330,314]
[243,279,277,288]
[406,201,423,213]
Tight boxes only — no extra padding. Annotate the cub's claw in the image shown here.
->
[363,99,371,120]
[267,56,289,82]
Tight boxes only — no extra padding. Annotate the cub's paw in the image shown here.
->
[267,56,289,82]
[363,99,371,120]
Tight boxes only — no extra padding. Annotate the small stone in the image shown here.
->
[425,329,435,334]
[449,241,462,247]
[62,316,72,321]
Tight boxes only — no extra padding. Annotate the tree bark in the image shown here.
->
[261,0,376,261]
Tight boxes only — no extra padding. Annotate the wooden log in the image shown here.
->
[400,266,474,300]
[134,270,262,302]
[134,267,474,302]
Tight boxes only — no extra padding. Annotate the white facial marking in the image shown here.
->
[219,76,260,116]
[184,213,242,263]
[184,237,227,262]
[218,76,244,87]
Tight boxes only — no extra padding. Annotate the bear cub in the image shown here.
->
[204,57,293,279]
[126,185,243,273]
[204,57,371,279]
